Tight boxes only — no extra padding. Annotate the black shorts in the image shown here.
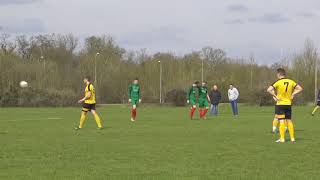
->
[82,103,96,112]
[317,101,320,106]
[275,105,292,120]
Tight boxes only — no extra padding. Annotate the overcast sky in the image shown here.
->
[0,0,320,64]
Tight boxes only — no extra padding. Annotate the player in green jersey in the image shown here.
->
[128,78,141,122]
[198,81,211,119]
[187,81,199,120]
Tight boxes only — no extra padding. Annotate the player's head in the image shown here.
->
[276,68,286,79]
[193,81,200,87]
[229,84,234,89]
[202,81,207,86]
[83,76,91,84]
[133,78,139,84]
[213,85,218,90]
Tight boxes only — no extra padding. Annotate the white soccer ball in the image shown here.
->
[19,81,28,88]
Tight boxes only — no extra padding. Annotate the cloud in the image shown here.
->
[1,18,45,33]
[119,26,187,48]
[0,0,39,6]
[249,13,290,24]
[227,4,249,12]
[224,19,245,25]
[298,12,316,18]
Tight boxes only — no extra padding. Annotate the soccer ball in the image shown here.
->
[19,81,28,88]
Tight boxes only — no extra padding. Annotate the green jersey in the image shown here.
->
[128,84,140,100]
[187,86,198,100]
[198,86,208,99]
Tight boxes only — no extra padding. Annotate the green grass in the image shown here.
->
[1,104,320,180]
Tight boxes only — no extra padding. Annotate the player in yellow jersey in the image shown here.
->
[75,76,103,130]
[267,68,303,143]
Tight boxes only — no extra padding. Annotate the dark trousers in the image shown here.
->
[210,104,218,115]
[230,100,238,115]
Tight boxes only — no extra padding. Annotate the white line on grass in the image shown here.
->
[1,117,63,122]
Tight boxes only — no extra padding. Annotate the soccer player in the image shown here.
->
[76,76,103,130]
[267,68,303,143]
[187,81,199,120]
[311,89,320,116]
[128,78,141,122]
[198,81,211,119]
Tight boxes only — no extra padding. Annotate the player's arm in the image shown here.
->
[128,85,132,102]
[267,86,279,101]
[207,94,211,102]
[78,86,92,103]
[138,85,142,103]
[187,88,191,103]
[292,84,303,99]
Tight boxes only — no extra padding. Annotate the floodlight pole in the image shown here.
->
[201,58,204,82]
[158,61,162,104]
[94,52,100,88]
[315,54,318,103]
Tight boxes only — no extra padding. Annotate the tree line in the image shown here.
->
[0,33,318,107]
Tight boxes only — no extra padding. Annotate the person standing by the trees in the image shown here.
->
[128,78,141,122]
[228,84,239,116]
[311,89,320,116]
[210,85,221,116]
[187,81,199,120]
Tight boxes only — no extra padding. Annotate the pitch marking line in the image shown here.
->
[1,117,63,122]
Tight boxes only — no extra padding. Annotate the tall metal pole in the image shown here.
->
[158,61,162,104]
[315,55,318,103]
[249,54,254,89]
[201,58,204,82]
[94,52,100,88]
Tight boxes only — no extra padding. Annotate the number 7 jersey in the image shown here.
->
[272,78,297,105]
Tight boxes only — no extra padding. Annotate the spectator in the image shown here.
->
[210,85,221,116]
[228,84,239,116]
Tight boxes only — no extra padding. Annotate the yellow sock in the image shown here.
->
[79,112,87,128]
[279,121,286,141]
[93,113,103,128]
[287,120,295,141]
[312,106,319,115]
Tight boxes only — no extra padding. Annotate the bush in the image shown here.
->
[0,86,78,107]
[165,89,187,106]
[254,89,274,106]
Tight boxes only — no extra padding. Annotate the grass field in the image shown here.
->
[1,104,320,180]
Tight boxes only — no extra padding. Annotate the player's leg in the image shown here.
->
[285,106,295,142]
[278,119,286,143]
[131,104,137,121]
[312,106,319,116]
[91,105,103,129]
[201,100,209,119]
[198,99,204,119]
[78,111,87,129]
[77,104,90,129]
[189,99,197,120]
[272,114,278,133]
[275,106,285,143]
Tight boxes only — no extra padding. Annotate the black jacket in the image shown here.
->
[210,90,221,105]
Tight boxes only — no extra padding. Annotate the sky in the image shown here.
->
[0,0,320,64]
